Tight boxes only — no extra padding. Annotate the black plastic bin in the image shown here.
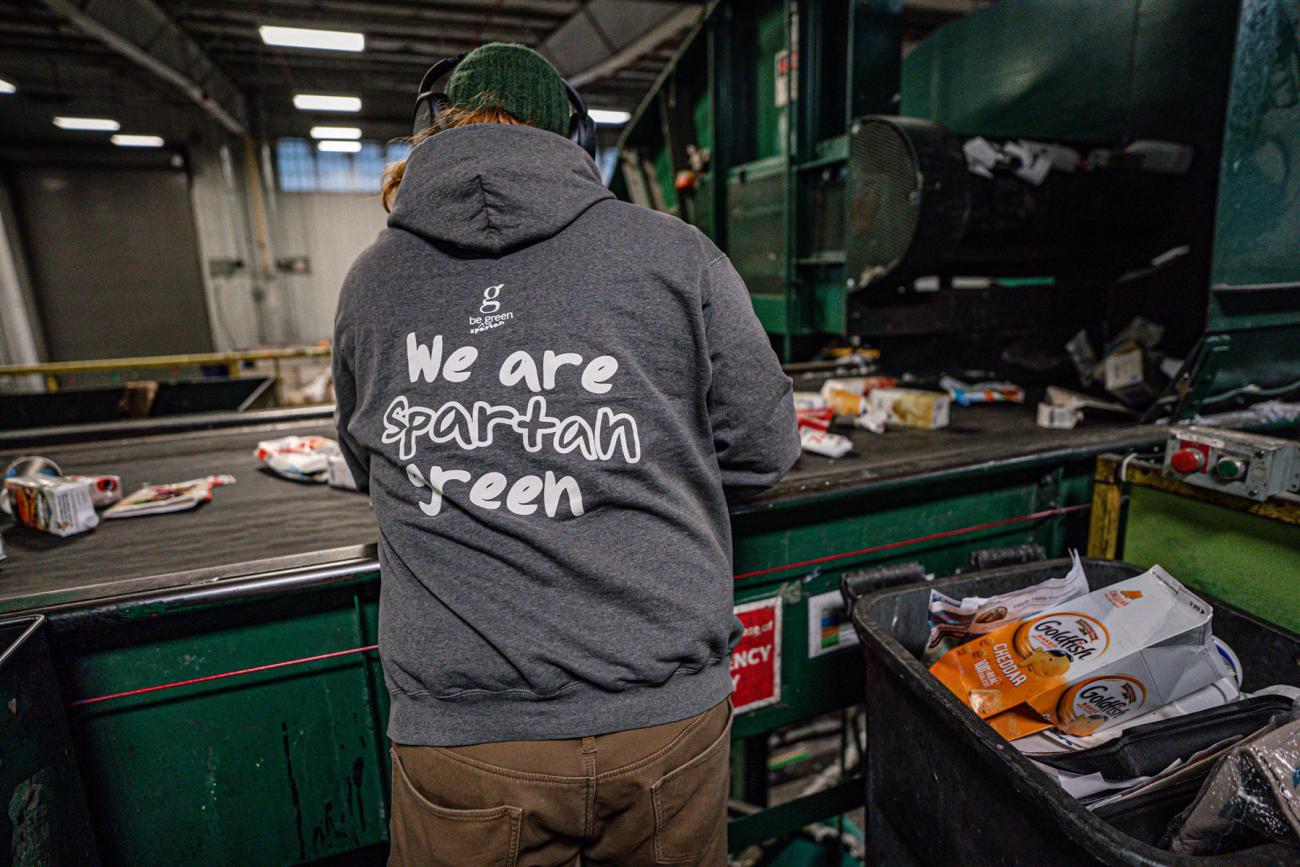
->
[850,558,1300,866]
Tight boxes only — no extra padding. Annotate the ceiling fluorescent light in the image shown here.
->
[294,94,361,112]
[53,116,120,131]
[310,126,362,140]
[589,109,631,125]
[112,134,164,147]
[0,78,15,94]
[260,26,364,52]
[318,140,362,153]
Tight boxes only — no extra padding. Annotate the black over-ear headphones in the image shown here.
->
[413,53,597,158]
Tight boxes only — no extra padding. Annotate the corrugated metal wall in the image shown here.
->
[2,138,387,363]
[271,191,387,342]
[11,162,214,360]
[0,179,44,391]
[190,138,264,350]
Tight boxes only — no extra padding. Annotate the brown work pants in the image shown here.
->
[389,699,732,866]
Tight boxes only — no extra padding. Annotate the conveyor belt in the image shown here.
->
[0,405,1163,615]
[0,420,379,614]
[751,402,1161,509]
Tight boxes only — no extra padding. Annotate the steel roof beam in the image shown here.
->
[38,0,249,135]
[182,15,539,47]
[179,4,558,37]
[543,2,701,89]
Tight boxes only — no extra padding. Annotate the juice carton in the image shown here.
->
[4,475,99,537]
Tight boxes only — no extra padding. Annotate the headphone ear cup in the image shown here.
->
[413,96,434,136]
[413,92,452,136]
[412,55,465,136]
[570,113,597,159]
[560,78,597,159]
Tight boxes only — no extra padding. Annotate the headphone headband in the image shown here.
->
[412,54,596,158]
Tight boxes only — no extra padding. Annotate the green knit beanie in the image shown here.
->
[445,43,570,137]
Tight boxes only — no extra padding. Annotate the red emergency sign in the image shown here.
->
[731,597,782,714]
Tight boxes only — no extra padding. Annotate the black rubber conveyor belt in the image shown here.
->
[0,405,1163,615]
[0,420,378,614]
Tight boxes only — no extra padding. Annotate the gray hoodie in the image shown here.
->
[334,123,799,746]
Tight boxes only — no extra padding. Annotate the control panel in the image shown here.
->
[1163,426,1300,502]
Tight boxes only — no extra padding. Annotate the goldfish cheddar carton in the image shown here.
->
[930,566,1232,740]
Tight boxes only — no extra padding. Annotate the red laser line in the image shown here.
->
[732,503,1090,580]
[69,645,378,707]
[69,503,1088,707]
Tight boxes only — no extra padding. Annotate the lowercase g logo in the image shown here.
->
[480,283,503,314]
[1012,612,1110,662]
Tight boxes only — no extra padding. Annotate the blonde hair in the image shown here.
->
[381,104,529,211]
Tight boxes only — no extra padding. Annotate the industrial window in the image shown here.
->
[275,138,317,192]
[596,148,617,186]
[274,138,411,193]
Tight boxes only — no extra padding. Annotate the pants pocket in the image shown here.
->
[389,749,521,867]
[650,707,732,865]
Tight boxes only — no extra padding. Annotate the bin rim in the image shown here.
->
[0,613,46,668]
[850,557,1298,867]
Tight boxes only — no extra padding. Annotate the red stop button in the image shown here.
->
[1170,448,1206,474]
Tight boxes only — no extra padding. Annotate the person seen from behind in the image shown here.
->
[333,42,799,866]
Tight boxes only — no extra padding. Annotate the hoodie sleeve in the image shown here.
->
[332,328,371,495]
[702,252,801,496]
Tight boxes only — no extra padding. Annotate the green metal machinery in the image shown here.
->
[615,0,1300,421]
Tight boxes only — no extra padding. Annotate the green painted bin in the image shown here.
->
[1,615,99,865]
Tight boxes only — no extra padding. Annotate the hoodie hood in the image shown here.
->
[387,124,614,255]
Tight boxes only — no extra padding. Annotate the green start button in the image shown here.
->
[1213,457,1247,480]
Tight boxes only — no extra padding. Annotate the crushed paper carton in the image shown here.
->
[1110,315,1165,352]
[326,455,358,491]
[104,475,235,519]
[66,474,123,507]
[255,435,341,483]
[793,392,827,411]
[924,551,1090,665]
[818,376,895,402]
[826,388,870,417]
[796,408,833,432]
[800,428,852,458]
[854,405,888,434]
[869,388,950,430]
[4,475,99,537]
[1015,673,1241,755]
[930,566,1233,741]
[1065,330,1099,386]
[1044,386,1136,419]
[1037,402,1082,430]
[1104,342,1165,406]
[940,376,1025,406]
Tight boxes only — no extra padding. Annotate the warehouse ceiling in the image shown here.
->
[0,0,990,149]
